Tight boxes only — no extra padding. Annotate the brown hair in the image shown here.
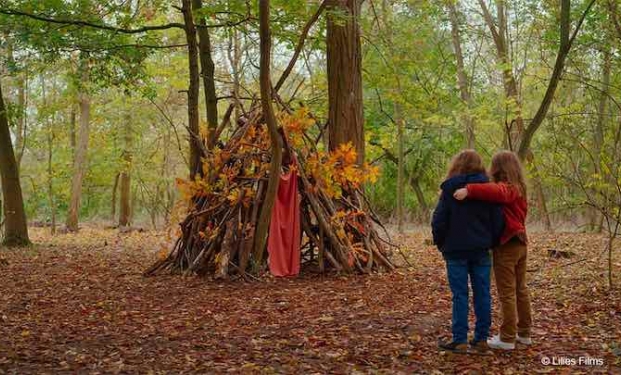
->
[446,149,486,179]
[489,151,527,198]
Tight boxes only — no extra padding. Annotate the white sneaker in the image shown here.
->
[487,335,515,350]
[516,335,532,345]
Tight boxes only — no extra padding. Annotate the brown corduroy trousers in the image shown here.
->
[493,239,532,343]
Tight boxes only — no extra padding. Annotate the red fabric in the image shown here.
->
[466,182,528,245]
[268,167,301,277]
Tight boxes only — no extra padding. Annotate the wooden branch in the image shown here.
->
[0,8,184,33]
[517,0,596,159]
[274,0,327,92]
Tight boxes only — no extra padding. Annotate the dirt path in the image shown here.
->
[1,228,619,374]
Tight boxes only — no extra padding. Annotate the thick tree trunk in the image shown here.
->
[66,65,91,232]
[0,80,29,246]
[326,0,364,164]
[119,114,132,227]
[15,75,26,168]
[192,0,219,150]
[447,0,475,148]
[181,0,202,179]
[252,0,284,269]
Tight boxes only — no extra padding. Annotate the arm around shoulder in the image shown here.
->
[466,182,519,204]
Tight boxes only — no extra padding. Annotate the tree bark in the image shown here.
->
[592,48,611,232]
[0,79,30,246]
[111,173,120,221]
[447,0,475,148]
[395,103,405,233]
[119,113,132,227]
[181,0,202,179]
[42,75,56,235]
[66,63,91,232]
[252,0,284,270]
[192,0,219,150]
[69,106,76,151]
[326,0,364,164]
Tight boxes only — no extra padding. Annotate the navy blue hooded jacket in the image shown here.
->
[431,173,505,260]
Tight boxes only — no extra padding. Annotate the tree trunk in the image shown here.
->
[229,28,243,122]
[69,106,76,151]
[0,79,29,246]
[192,0,219,150]
[395,102,404,233]
[181,0,202,179]
[111,172,119,221]
[447,0,475,148]
[517,0,595,159]
[252,0,284,269]
[42,75,56,235]
[409,175,428,220]
[119,114,132,227]
[326,0,364,164]
[593,48,611,232]
[15,75,26,168]
[477,0,523,150]
[526,151,552,231]
[66,64,91,232]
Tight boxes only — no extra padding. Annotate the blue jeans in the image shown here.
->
[445,255,492,343]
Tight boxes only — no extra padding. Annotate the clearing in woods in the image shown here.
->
[1,227,620,374]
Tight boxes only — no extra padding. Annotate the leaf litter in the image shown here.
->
[0,227,619,374]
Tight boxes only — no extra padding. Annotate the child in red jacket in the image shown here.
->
[453,151,532,350]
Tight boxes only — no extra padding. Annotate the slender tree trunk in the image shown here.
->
[229,28,243,121]
[326,0,364,164]
[192,0,219,150]
[47,131,55,235]
[181,0,202,179]
[42,75,56,235]
[0,79,29,246]
[395,102,404,233]
[526,152,552,231]
[252,0,284,269]
[111,173,120,221]
[66,64,91,232]
[69,106,76,151]
[447,0,475,148]
[593,49,611,232]
[409,175,428,220]
[119,114,132,227]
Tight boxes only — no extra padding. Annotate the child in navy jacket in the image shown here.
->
[431,150,504,353]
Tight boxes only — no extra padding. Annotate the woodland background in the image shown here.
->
[0,0,619,235]
[1,1,621,373]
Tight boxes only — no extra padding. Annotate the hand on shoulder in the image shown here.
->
[453,188,468,200]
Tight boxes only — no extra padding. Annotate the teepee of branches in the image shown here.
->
[144,102,396,280]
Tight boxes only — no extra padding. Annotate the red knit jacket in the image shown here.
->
[466,182,528,245]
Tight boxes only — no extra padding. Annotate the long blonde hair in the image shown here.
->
[489,151,527,198]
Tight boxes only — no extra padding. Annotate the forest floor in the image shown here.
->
[1,226,620,374]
